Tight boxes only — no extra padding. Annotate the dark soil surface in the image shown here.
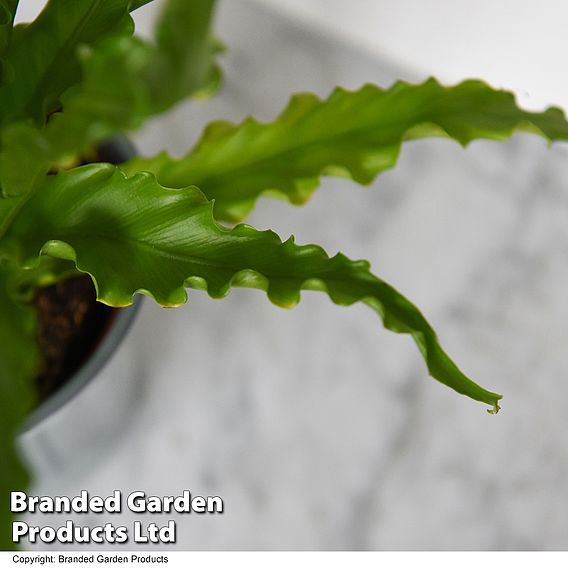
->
[33,275,117,403]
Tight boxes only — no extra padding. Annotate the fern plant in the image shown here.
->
[2,0,568,550]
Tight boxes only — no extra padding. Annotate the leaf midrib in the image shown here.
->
[53,229,350,282]
[169,98,492,194]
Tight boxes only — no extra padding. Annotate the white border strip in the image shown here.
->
[1,551,567,568]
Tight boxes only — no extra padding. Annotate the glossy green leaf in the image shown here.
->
[0,164,502,411]
[123,78,568,223]
[0,0,219,199]
[0,0,133,126]
[0,262,38,551]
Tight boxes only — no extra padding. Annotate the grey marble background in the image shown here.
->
[18,0,568,550]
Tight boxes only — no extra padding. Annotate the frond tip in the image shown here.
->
[1,163,503,410]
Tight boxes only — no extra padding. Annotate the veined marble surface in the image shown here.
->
[21,0,568,550]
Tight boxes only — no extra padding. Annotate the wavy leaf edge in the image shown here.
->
[123,77,568,223]
[9,166,503,413]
